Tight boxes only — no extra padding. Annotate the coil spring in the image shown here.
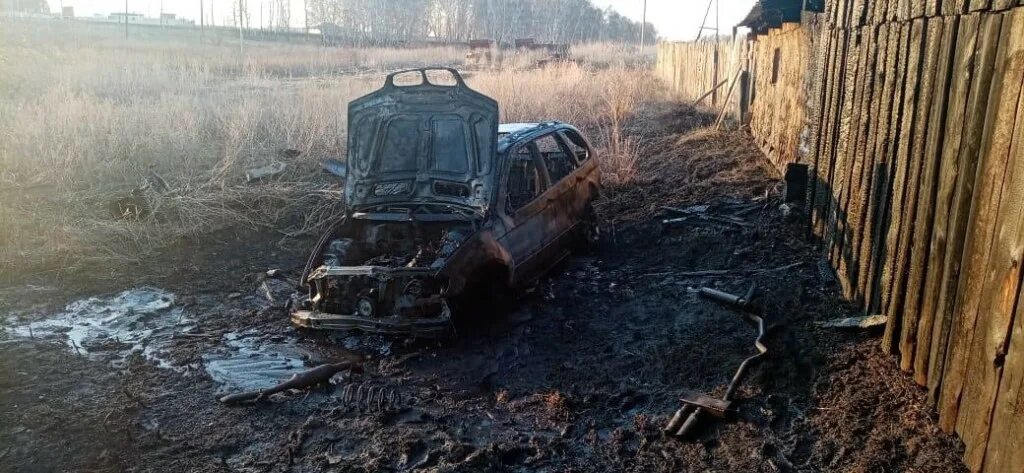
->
[337,382,402,413]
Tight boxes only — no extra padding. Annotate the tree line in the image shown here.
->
[305,0,657,46]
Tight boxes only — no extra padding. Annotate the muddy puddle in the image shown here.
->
[202,331,311,392]
[2,287,319,392]
[4,287,189,369]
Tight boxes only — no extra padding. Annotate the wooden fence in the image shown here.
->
[655,39,748,125]
[659,1,1024,471]
[748,23,813,169]
[656,25,812,170]
[811,3,1024,472]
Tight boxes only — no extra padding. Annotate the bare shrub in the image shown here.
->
[572,42,656,68]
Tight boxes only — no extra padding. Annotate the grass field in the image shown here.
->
[0,20,662,280]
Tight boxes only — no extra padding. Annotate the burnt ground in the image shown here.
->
[0,103,967,473]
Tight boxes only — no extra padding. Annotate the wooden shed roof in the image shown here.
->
[738,0,823,35]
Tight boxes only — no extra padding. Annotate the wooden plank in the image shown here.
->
[912,0,928,18]
[929,0,944,17]
[936,13,1004,433]
[944,0,969,15]
[954,9,1024,470]
[831,30,870,300]
[851,24,892,305]
[872,20,913,319]
[968,0,991,13]
[924,13,982,407]
[898,0,911,21]
[882,19,926,370]
[981,20,1024,459]
[887,0,901,22]
[862,21,911,315]
[827,29,868,296]
[876,0,889,24]
[810,31,839,237]
[842,25,883,300]
[911,16,960,386]
[811,30,835,236]
[821,30,852,256]
[983,280,1024,473]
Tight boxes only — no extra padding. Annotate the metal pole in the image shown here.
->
[238,0,244,56]
[639,0,647,50]
[200,0,205,42]
[124,0,128,38]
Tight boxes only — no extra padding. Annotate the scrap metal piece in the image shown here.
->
[245,161,287,182]
[219,355,364,405]
[666,283,768,439]
[817,314,887,329]
[338,381,402,413]
[698,285,756,310]
[678,389,733,418]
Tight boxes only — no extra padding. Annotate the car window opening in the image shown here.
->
[507,148,542,212]
[534,133,576,183]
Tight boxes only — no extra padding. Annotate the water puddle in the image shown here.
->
[5,287,190,369]
[202,331,311,392]
[3,286,335,393]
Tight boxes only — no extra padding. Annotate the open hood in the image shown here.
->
[346,68,499,215]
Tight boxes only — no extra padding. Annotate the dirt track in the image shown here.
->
[0,104,967,472]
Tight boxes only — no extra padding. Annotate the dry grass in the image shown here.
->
[571,42,655,68]
[0,20,664,280]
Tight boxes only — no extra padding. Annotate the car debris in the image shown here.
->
[290,68,600,337]
[664,283,768,438]
[245,161,287,182]
[816,314,887,329]
[219,354,364,404]
[661,205,751,228]
[107,171,170,220]
[337,381,402,413]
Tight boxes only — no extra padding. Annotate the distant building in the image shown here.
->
[93,11,194,26]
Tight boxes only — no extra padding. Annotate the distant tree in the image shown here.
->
[309,0,654,46]
[5,0,49,14]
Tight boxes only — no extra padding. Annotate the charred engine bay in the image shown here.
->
[0,112,967,472]
[301,220,471,326]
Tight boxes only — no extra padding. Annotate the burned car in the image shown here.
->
[291,68,600,336]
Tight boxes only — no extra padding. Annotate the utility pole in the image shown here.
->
[639,0,647,50]
[638,0,647,50]
[124,0,128,38]
[200,0,205,43]
[238,0,245,57]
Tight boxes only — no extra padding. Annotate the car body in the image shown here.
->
[290,67,600,337]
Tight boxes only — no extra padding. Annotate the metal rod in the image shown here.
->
[696,0,714,40]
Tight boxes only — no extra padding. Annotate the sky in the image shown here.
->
[45,0,757,41]
[590,0,756,41]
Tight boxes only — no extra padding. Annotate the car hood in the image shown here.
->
[346,68,499,214]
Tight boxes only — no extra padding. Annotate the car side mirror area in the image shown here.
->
[323,159,347,180]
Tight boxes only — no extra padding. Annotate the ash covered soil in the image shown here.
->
[0,104,967,473]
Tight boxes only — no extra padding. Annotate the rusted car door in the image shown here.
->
[557,128,600,217]
[496,143,559,286]
[525,133,576,261]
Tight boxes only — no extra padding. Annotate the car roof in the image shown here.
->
[497,121,576,153]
